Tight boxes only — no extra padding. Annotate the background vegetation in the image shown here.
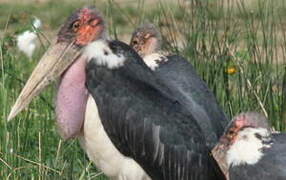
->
[1,0,286,179]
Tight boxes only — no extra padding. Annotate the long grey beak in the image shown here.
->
[212,142,229,179]
[8,40,82,121]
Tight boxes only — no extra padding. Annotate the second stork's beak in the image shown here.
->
[8,41,82,121]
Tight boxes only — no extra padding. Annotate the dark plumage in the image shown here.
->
[154,55,229,148]
[130,24,229,149]
[86,40,225,180]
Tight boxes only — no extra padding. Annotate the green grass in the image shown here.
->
[1,0,286,179]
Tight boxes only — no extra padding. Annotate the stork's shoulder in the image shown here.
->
[143,52,168,71]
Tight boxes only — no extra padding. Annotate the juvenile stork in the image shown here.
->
[130,24,229,149]
[9,7,149,180]
[213,112,286,180]
[8,7,225,180]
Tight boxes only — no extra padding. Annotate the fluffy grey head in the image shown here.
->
[219,112,270,146]
[227,112,270,135]
[130,23,162,57]
[212,112,271,176]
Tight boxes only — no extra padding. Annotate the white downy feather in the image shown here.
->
[227,127,272,167]
[16,17,42,58]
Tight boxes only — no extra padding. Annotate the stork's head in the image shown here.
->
[8,7,106,139]
[57,6,105,46]
[212,112,272,173]
[130,23,162,57]
[220,112,270,146]
[224,112,272,167]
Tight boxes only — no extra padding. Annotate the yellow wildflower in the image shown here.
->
[226,67,237,75]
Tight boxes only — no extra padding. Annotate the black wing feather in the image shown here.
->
[86,57,222,180]
[155,55,229,148]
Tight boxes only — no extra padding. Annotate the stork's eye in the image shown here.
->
[72,21,80,32]
[227,129,236,139]
[255,133,262,140]
[228,130,235,136]
[132,40,138,45]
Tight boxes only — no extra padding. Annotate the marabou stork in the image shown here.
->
[130,24,229,149]
[9,7,150,180]
[84,39,225,179]
[8,7,225,180]
[212,112,286,180]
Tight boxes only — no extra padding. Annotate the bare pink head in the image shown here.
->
[57,6,106,46]
[220,112,269,146]
[130,23,162,57]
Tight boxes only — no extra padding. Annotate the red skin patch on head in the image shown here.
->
[80,8,92,21]
[221,114,248,146]
[76,22,103,45]
[75,8,104,46]
[234,114,246,129]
